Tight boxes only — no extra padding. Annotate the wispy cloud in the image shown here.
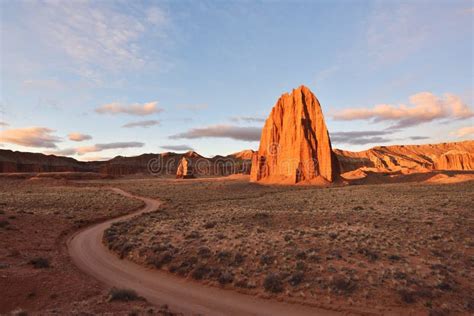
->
[330,130,395,145]
[0,121,9,127]
[229,116,265,123]
[96,101,163,116]
[366,4,427,64]
[49,142,144,156]
[68,132,92,142]
[2,2,170,82]
[122,120,160,128]
[170,125,261,141]
[0,127,61,148]
[409,136,430,141]
[451,126,474,138]
[333,92,473,128]
[160,144,194,151]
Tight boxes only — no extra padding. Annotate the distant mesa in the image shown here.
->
[335,141,474,175]
[250,85,340,184]
[176,157,195,179]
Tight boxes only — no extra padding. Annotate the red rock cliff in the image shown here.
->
[250,85,340,184]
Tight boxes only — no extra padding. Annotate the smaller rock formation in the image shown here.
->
[176,157,195,179]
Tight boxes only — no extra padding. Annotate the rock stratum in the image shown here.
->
[335,140,474,174]
[0,149,253,177]
[250,85,339,184]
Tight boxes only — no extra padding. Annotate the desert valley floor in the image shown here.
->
[0,174,473,315]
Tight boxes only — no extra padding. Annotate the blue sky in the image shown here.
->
[1,0,473,160]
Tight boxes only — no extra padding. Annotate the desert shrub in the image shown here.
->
[203,221,217,229]
[263,273,283,293]
[217,250,232,262]
[352,206,364,211]
[0,220,9,228]
[218,271,234,285]
[233,252,245,266]
[260,254,274,265]
[197,246,212,258]
[289,272,304,286]
[191,265,210,280]
[148,251,173,268]
[388,254,402,261]
[295,261,305,271]
[253,212,270,219]
[330,275,356,294]
[29,257,50,269]
[398,288,416,303]
[358,248,379,262]
[185,231,200,239]
[295,250,307,260]
[108,287,139,302]
[0,210,4,214]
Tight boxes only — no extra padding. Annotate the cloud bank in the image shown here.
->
[50,142,144,156]
[169,125,261,141]
[0,127,61,148]
[333,92,473,128]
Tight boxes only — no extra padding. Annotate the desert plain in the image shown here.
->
[1,171,473,315]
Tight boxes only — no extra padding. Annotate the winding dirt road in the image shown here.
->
[68,188,340,316]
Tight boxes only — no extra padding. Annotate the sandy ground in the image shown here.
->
[69,188,338,316]
[102,176,474,315]
[0,179,174,315]
[1,174,473,315]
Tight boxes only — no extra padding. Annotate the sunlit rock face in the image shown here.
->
[251,85,340,184]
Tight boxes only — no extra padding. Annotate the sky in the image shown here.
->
[0,0,473,161]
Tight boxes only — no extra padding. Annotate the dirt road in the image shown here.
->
[68,188,340,315]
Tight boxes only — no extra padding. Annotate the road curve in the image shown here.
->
[68,188,340,316]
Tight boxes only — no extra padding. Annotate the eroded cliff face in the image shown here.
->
[250,85,339,184]
[335,141,474,173]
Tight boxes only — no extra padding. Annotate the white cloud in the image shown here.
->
[0,127,61,148]
[48,142,144,156]
[452,126,474,138]
[96,101,163,116]
[68,133,92,142]
[333,92,473,128]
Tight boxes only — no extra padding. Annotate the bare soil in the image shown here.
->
[0,179,175,315]
[102,177,474,315]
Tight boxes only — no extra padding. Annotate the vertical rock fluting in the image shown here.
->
[250,85,340,184]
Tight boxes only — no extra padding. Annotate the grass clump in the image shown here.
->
[263,273,283,293]
[108,287,139,302]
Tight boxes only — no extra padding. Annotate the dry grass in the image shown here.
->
[102,177,474,313]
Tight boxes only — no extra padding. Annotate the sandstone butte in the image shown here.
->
[176,156,195,179]
[250,85,340,184]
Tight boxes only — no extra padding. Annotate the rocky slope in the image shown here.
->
[0,149,251,177]
[250,85,339,184]
[335,140,474,173]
